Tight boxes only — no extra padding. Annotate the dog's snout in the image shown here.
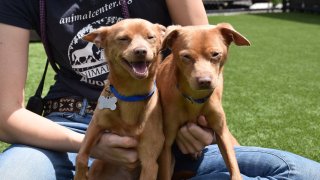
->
[197,77,212,88]
[134,47,147,57]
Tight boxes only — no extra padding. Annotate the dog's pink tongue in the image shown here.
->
[131,61,148,75]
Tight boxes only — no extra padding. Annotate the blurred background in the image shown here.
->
[203,0,319,13]
[30,0,320,40]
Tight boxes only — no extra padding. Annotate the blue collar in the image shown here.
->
[110,83,156,102]
[177,84,213,104]
[181,92,212,104]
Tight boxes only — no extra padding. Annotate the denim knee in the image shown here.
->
[0,144,75,180]
[275,149,320,180]
[187,145,320,180]
[234,146,320,180]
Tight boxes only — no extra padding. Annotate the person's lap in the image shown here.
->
[175,145,320,180]
[0,111,319,179]
[0,112,94,180]
[0,144,77,180]
[1,143,319,180]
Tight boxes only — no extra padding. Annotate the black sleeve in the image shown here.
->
[0,0,39,30]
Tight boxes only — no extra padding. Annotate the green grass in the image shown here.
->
[1,13,319,163]
[209,12,320,162]
[24,42,55,98]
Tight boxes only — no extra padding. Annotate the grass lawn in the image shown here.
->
[209,12,320,162]
[1,12,319,162]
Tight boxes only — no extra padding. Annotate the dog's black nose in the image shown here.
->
[197,77,212,88]
[134,47,147,57]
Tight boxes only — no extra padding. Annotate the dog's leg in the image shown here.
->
[158,115,180,180]
[158,144,172,180]
[75,116,104,180]
[88,160,109,180]
[216,130,242,180]
[139,111,164,180]
[139,150,159,180]
[208,105,242,180]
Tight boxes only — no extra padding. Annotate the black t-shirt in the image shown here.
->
[0,0,172,101]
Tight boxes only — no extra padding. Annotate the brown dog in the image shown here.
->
[157,23,250,180]
[74,19,165,180]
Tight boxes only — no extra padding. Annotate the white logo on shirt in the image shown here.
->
[67,16,123,87]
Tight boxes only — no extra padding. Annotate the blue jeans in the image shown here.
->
[0,103,320,179]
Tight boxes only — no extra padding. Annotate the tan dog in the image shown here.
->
[157,23,250,180]
[75,19,165,180]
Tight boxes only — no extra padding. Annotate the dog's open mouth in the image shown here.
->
[122,59,151,79]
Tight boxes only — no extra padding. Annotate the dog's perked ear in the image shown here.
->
[217,23,251,46]
[160,25,181,51]
[82,27,110,48]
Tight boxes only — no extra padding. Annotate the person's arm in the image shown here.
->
[0,23,83,152]
[0,23,138,167]
[165,0,208,25]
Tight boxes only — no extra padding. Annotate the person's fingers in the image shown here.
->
[196,116,217,144]
[102,133,139,163]
[178,125,200,154]
[187,123,215,146]
[176,134,188,154]
[92,133,139,168]
[113,147,138,162]
[176,126,194,154]
[178,124,204,153]
[113,148,139,169]
[103,133,138,148]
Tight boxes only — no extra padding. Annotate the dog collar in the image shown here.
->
[177,84,213,104]
[110,82,156,102]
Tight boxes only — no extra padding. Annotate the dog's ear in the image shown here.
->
[217,23,250,46]
[154,24,167,52]
[83,27,110,48]
[160,25,181,51]
[155,24,166,38]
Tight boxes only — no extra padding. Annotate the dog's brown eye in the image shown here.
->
[210,51,221,63]
[117,36,130,42]
[147,35,155,40]
[180,54,193,63]
[212,52,221,58]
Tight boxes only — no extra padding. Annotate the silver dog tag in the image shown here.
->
[98,80,117,110]
[98,96,117,110]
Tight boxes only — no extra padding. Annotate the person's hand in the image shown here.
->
[176,116,215,155]
[90,132,139,170]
